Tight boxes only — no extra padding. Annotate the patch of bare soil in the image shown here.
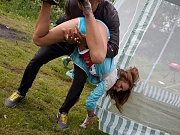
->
[0,23,27,41]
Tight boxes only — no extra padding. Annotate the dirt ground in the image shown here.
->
[0,23,27,41]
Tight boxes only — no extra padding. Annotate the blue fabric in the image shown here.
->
[78,17,110,40]
[71,17,115,110]
[86,79,106,110]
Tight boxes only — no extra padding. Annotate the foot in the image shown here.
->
[62,57,70,67]
[57,112,68,129]
[66,69,74,79]
[42,0,59,5]
[5,91,25,108]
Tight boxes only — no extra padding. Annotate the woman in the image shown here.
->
[33,0,139,128]
[80,66,139,128]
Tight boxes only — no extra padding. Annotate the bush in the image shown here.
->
[0,0,65,24]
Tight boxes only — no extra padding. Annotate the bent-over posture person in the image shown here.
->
[32,0,140,128]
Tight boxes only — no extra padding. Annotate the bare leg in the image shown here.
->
[34,2,51,38]
[33,2,78,46]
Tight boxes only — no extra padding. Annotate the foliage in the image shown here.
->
[0,0,65,25]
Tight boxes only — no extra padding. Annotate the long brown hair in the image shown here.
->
[106,66,139,113]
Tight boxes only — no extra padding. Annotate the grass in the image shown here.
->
[0,6,107,135]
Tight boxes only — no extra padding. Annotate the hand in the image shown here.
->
[74,26,86,45]
[80,115,94,128]
[62,28,77,44]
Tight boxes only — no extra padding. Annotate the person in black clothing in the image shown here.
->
[5,0,120,129]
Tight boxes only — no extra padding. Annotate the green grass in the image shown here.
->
[0,5,107,135]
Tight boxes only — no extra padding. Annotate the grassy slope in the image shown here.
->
[0,8,107,135]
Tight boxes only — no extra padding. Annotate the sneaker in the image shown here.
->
[66,69,74,79]
[62,57,70,67]
[57,112,68,129]
[42,0,59,5]
[5,91,25,108]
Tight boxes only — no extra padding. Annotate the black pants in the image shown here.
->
[59,64,87,113]
[18,42,87,113]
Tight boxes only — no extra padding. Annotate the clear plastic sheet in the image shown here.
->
[96,0,180,134]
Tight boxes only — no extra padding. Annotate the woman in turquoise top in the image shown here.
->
[33,0,139,128]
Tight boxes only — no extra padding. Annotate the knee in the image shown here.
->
[33,35,43,46]
[74,67,87,80]
[28,52,45,67]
